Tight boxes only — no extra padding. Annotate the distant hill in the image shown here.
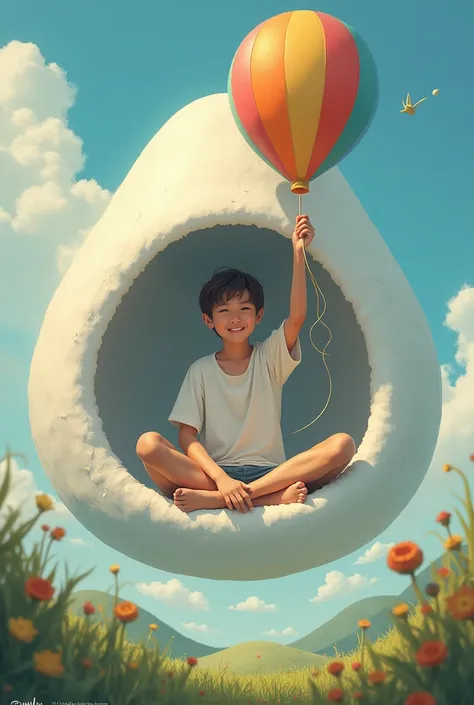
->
[289,553,449,656]
[68,590,221,659]
[197,641,326,675]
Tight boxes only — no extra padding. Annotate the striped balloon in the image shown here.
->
[228,11,378,194]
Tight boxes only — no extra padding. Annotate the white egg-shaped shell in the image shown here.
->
[28,94,441,580]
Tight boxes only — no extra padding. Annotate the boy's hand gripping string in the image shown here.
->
[292,194,333,434]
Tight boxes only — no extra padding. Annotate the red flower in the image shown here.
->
[469,453,474,462]
[41,524,50,532]
[416,641,448,667]
[187,657,197,667]
[198,691,205,697]
[83,601,95,615]
[327,689,344,702]
[421,604,433,615]
[436,567,450,578]
[327,661,344,676]
[405,693,437,705]
[436,511,451,527]
[25,576,55,601]
[352,661,362,671]
[50,527,66,541]
[81,658,92,669]
[354,693,363,701]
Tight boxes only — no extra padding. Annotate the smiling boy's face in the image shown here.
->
[202,289,263,340]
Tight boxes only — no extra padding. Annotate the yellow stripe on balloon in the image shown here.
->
[284,11,327,179]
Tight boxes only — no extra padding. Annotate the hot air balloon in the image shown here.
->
[228,10,379,196]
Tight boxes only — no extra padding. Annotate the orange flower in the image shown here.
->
[109,564,120,574]
[83,601,95,615]
[81,658,92,669]
[327,661,344,676]
[444,535,463,551]
[416,641,448,667]
[443,464,452,473]
[387,542,423,574]
[405,693,437,705]
[128,661,138,669]
[421,604,433,615]
[50,527,66,541]
[25,576,55,601]
[187,656,197,666]
[114,601,138,623]
[392,603,410,618]
[256,653,261,658]
[436,567,450,578]
[149,623,158,631]
[327,689,344,702]
[445,584,474,620]
[369,671,386,684]
[469,454,474,462]
[33,650,64,677]
[358,619,371,630]
[352,661,362,671]
[436,511,451,527]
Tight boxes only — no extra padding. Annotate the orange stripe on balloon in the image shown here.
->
[250,12,297,179]
[284,11,327,179]
[305,13,360,179]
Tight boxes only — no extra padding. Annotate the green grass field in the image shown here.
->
[1,451,473,705]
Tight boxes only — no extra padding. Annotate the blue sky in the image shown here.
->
[1,0,473,649]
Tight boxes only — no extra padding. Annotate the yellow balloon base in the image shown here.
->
[291,180,309,195]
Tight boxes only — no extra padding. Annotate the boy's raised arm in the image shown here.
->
[284,214,315,353]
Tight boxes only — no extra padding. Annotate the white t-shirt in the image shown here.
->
[168,320,302,467]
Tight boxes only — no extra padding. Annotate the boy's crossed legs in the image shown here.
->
[136,432,356,513]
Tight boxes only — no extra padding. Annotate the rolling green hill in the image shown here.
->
[196,641,326,675]
[289,553,449,656]
[68,589,221,659]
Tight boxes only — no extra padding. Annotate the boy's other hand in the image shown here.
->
[292,214,315,252]
[216,475,253,513]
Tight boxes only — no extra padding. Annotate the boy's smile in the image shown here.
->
[202,289,264,341]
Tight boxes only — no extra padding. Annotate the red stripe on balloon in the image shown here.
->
[231,24,291,180]
[305,13,360,179]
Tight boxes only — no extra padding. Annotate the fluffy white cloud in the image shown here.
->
[262,627,297,637]
[0,40,111,330]
[135,578,210,611]
[0,455,73,526]
[400,285,474,516]
[68,538,89,546]
[310,571,379,603]
[228,596,277,612]
[354,542,395,565]
[181,622,217,633]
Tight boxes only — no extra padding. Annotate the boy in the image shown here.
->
[136,215,355,513]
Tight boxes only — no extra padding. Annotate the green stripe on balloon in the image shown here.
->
[227,59,279,176]
[311,26,378,179]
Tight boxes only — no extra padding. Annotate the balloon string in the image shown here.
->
[292,194,333,434]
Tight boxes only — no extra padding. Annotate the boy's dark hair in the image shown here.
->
[199,267,264,335]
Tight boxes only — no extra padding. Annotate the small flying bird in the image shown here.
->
[400,93,427,115]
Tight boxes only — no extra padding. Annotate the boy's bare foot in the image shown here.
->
[173,481,307,513]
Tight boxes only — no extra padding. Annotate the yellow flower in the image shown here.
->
[392,603,410,618]
[445,535,463,551]
[8,617,39,643]
[34,650,64,677]
[149,623,158,631]
[443,464,452,473]
[109,564,120,574]
[35,493,54,512]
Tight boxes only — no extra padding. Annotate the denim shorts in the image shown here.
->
[219,464,276,483]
